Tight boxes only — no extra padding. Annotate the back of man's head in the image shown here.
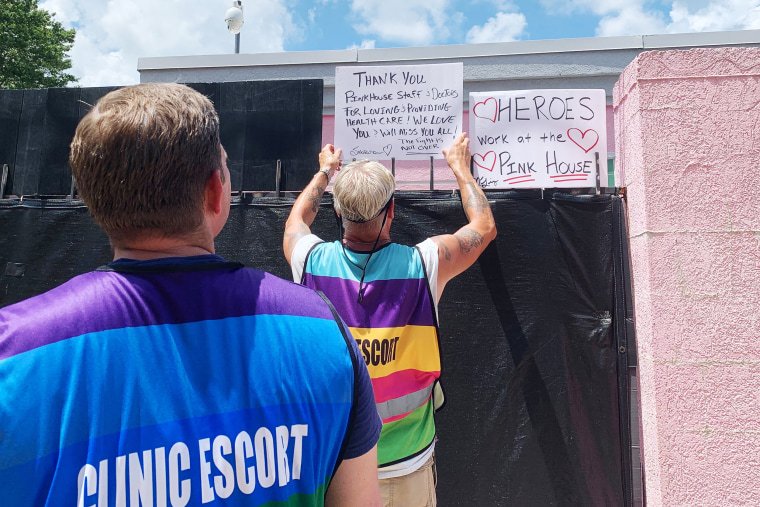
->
[69,83,222,245]
[333,160,395,225]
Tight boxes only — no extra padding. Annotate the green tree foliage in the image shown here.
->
[0,0,77,88]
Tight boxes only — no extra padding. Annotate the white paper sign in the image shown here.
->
[469,89,607,189]
[334,63,463,160]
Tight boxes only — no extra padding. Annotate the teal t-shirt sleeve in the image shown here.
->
[343,327,383,459]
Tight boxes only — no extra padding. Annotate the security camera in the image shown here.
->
[225,0,244,34]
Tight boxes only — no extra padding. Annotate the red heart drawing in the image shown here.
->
[567,128,599,153]
[472,97,498,123]
[473,151,497,172]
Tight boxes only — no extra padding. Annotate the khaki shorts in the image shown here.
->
[379,455,437,507]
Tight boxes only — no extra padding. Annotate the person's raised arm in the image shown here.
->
[325,446,382,507]
[430,133,497,299]
[283,144,341,265]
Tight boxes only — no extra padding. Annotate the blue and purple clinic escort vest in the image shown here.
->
[302,242,441,467]
[0,256,358,506]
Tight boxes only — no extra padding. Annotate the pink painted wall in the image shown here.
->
[614,47,760,505]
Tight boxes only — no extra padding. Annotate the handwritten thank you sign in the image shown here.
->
[334,63,463,160]
[470,89,607,189]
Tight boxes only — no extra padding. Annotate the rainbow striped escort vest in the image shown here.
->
[0,258,357,506]
[302,241,441,467]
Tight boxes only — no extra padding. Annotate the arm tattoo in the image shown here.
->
[455,227,484,254]
[285,222,310,245]
[308,185,325,213]
[432,237,452,262]
[463,182,490,214]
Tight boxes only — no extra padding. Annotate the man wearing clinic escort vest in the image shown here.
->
[0,83,382,507]
[284,133,497,507]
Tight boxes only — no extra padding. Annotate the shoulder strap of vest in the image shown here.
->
[300,240,325,285]
[414,245,439,327]
[317,290,361,479]
[414,245,447,413]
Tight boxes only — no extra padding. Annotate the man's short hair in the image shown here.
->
[69,83,222,244]
[333,160,395,224]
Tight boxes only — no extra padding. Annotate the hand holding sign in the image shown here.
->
[319,144,342,180]
[442,132,471,175]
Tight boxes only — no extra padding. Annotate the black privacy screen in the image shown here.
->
[0,80,323,196]
[0,190,633,506]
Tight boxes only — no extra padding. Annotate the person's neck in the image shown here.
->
[342,233,391,252]
[112,234,215,261]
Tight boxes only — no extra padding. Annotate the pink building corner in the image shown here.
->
[614,47,760,505]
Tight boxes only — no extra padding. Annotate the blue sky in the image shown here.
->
[38,0,760,87]
[289,0,602,50]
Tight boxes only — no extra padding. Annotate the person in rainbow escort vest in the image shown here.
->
[0,83,383,507]
[283,133,497,507]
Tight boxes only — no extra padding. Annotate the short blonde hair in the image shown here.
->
[69,83,222,244]
[333,160,395,223]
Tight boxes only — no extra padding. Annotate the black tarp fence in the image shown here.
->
[0,80,323,197]
[0,189,634,506]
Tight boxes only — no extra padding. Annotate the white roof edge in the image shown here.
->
[138,49,359,71]
[138,29,760,71]
[356,35,644,62]
[643,29,760,48]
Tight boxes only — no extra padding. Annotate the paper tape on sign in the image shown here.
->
[469,89,608,189]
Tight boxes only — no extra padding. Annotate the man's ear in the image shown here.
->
[388,199,395,219]
[204,170,224,215]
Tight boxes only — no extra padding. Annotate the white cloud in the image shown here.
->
[596,5,667,36]
[39,0,297,87]
[750,4,760,26]
[490,0,521,10]
[349,0,458,45]
[348,39,377,49]
[541,0,760,37]
[540,0,633,16]
[667,0,760,32]
[466,12,527,43]
[537,0,666,34]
